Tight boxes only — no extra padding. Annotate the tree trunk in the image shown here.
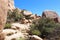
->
[0,0,8,40]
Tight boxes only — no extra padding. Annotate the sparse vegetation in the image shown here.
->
[7,8,25,23]
[17,37,25,40]
[4,23,11,29]
[30,17,60,39]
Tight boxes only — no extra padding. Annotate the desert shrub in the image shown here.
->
[7,10,12,19]
[31,30,41,36]
[30,17,60,39]
[17,37,25,40]
[7,8,25,22]
[12,8,25,21]
[4,23,11,29]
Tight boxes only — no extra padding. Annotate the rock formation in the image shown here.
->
[42,10,59,22]
[22,10,32,16]
[8,0,15,11]
[2,23,30,40]
[0,0,8,40]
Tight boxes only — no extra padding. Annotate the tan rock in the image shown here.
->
[42,10,58,18]
[11,23,30,32]
[0,0,8,32]
[23,10,32,16]
[0,0,8,40]
[42,10,59,22]
[30,14,36,19]
[20,18,29,24]
[5,32,24,40]
[2,29,17,36]
[28,19,32,23]
[30,14,41,20]
[30,35,43,40]
[58,17,60,23]
[8,0,15,11]
[0,33,5,40]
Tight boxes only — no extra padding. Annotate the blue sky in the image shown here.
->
[14,0,60,16]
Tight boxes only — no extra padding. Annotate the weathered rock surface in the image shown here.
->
[0,0,8,32]
[4,32,24,40]
[23,10,32,16]
[30,35,43,40]
[0,0,8,40]
[42,10,59,22]
[11,23,30,32]
[8,0,15,11]
[42,10,58,18]
[30,14,41,20]
[2,29,17,35]
[58,17,60,23]
[2,23,30,40]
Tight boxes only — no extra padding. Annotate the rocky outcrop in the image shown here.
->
[42,10,58,18]
[2,29,17,36]
[0,0,8,32]
[23,10,32,16]
[0,0,8,40]
[8,0,15,11]
[2,23,30,40]
[42,10,59,22]
[30,14,41,20]
[11,23,30,32]
[2,29,24,40]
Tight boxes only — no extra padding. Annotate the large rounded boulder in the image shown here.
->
[42,10,59,22]
[23,10,32,16]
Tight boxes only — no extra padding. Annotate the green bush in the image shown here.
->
[31,30,41,36]
[17,37,25,40]
[4,23,11,29]
[7,8,25,23]
[30,17,60,38]
[7,10,12,19]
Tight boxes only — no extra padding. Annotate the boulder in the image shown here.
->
[30,35,43,40]
[11,23,30,32]
[30,14,36,19]
[2,29,17,36]
[30,14,41,20]
[20,18,29,24]
[42,10,59,22]
[23,10,32,16]
[42,10,58,18]
[28,19,32,23]
[4,32,24,40]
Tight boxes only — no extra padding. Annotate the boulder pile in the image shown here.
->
[2,23,30,40]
